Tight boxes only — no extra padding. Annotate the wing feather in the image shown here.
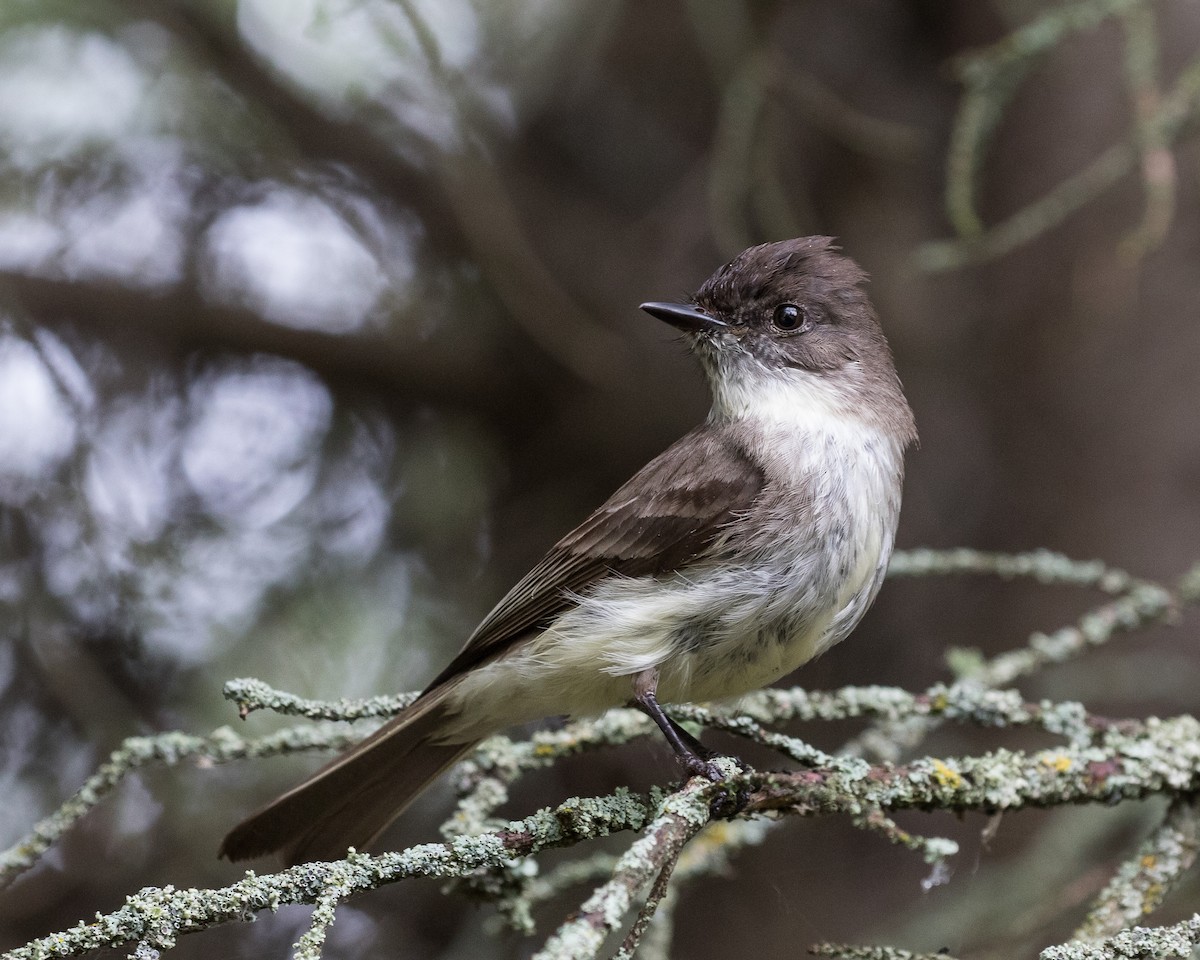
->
[426,425,763,687]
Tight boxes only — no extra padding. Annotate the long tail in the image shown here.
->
[219,686,478,864]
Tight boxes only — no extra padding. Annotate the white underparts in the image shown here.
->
[441,365,905,743]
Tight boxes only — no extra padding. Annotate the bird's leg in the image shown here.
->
[631,669,722,781]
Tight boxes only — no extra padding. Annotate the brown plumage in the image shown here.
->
[219,689,468,863]
[220,429,763,863]
[220,237,915,864]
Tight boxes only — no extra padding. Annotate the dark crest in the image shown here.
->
[695,237,868,312]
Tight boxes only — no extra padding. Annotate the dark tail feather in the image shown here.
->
[219,688,478,865]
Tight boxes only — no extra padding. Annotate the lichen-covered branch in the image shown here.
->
[917,0,1200,270]
[533,783,717,960]
[812,945,965,960]
[746,713,1200,817]
[611,851,683,960]
[0,791,660,960]
[2,551,1198,960]
[1042,914,1200,960]
[844,548,1179,763]
[292,889,345,960]
[814,912,1200,959]
[4,708,1199,960]
[0,723,362,890]
[222,677,417,721]
[1074,797,1200,941]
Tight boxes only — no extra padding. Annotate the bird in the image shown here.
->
[220,236,916,864]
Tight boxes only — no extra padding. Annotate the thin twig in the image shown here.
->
[222,678,417,720]
[0,724,361,889]
[811,946,964,960]
[1118,2,1175,258]
[920,0,1200,271]
[532,785,714,960]
[611,853,684,960]
[1074,796,1200,941]
[1042,914,1200,960]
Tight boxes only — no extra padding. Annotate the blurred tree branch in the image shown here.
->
[1073,796,1199,941]
[0,271,511,411]
[2,550,1199,959]
[695,3,925,257]
[918,0,1200,271]
[151,0,464,250]
[171,0,630,384]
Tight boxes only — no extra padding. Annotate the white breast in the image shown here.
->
[441,366,905,740]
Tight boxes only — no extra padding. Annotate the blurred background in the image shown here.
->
[1,1,1198,957]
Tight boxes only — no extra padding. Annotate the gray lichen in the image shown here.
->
[1075,798,1200,941]
[1041,914,1200,960]
[222,678,417,721]
[2,549,1199,960]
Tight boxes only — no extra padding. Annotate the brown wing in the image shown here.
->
[425,424,763,688]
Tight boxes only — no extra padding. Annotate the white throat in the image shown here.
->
[708,361,862,429]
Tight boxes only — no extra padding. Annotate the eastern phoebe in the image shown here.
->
[220,237,916,863]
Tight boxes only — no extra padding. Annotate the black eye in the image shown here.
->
[772,303,805,331]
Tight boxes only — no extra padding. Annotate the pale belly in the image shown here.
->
[439,521,889,742]
[440,414,903,743]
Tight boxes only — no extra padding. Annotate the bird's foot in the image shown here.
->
[631,685,750,816]
[679,753,751,819]
[681,752,725,783]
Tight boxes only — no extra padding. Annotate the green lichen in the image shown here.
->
[3,549,1199,960]
[1042,914,1200,960]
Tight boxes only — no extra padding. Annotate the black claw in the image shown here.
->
[682,755,725,782]
[676,754,752,819]
[707,781,751,819]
